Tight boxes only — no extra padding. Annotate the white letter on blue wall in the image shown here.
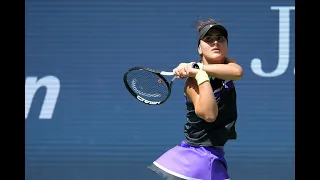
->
[25,76,60,120]
[251,6,295,77]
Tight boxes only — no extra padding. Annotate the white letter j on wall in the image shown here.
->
[251,6,295,77]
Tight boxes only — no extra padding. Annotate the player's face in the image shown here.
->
[198,29,228,64]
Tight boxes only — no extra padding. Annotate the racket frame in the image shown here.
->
[123,66,175,105]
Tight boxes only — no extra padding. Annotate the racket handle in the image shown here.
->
[192,63,200,69]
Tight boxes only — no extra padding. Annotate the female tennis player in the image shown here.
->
[148,18,243,180]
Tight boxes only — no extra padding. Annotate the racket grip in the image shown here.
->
[192,63,200,69]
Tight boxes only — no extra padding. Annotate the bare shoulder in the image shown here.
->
[184,77,197,90]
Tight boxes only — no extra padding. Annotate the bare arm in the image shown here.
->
[203,57,243,80]
[185,77,218,122]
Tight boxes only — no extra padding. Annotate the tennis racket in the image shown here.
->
[123,64,199,105]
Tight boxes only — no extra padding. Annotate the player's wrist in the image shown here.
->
[195,70,209,85]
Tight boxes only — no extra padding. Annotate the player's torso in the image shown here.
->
[184,77,238,146]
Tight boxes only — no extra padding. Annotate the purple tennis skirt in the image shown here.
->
[148,141,230,180]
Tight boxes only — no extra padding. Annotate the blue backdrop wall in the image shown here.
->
[25,0,295,179]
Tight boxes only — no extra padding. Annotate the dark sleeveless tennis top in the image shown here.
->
[184,77,238,147]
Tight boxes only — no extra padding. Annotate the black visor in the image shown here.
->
[197,23,228,45]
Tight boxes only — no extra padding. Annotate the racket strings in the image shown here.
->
[126,69,170,102]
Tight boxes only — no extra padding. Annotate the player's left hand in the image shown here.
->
[173,62,200,78]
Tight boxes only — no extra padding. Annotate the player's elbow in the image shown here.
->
[233,68,243,80]
[203,111,218,122]
[196,108,218,123]
[203,115,217,122]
